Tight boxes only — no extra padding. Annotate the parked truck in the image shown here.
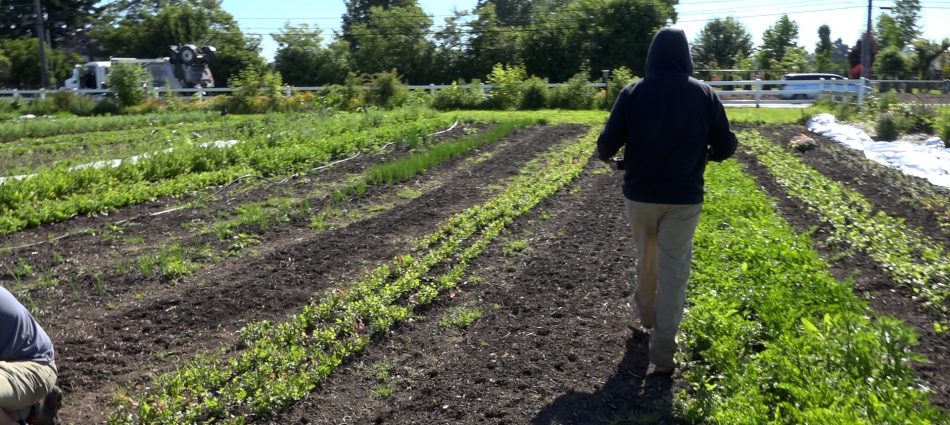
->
[64,44,217,90]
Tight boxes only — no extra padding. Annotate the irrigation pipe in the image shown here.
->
[2,120,465,252]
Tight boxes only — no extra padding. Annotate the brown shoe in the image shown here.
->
[27,386,62,425]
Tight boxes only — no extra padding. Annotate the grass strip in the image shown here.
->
[0,109,452,235]
[680,159,945,424]
[364,118,534,185]
[741,130,949,318]
[107,126,596,424]
[0,111,224,143]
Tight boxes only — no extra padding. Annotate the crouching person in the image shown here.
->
[1,286,62,425]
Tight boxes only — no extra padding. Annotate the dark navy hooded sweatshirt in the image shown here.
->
[597,28,737,204]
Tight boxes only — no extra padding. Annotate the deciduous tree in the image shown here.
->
[272,24,349,86]
[910,38,950,79]
[465,4,522,80]
[348,5,435,83]
[0,37,79,88]
[341,0,416,46]
[875,46,907,79]
[0,0,97,48]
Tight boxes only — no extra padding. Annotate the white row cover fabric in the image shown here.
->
[807,113,950,188]
[0,139,240,185]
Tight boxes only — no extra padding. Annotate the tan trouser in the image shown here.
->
[0,361,57,412]
[624,199,702,370]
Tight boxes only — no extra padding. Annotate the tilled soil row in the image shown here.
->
[263,161,688,424]
[50,124,588,424]
[0,123,484,306]
[736,135,950,411]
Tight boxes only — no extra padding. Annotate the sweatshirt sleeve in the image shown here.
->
[707,93,737,162]
[596,90,629,162]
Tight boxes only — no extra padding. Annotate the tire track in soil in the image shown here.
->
[264,161,688,424]
[736,146,950,411]
[50,124,588,425]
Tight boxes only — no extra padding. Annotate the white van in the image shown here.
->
[780,73,859,100]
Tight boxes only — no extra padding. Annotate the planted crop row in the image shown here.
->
[0,109,454,235]
[681,159,943,424]
[108,126,597,424]
[741,130,950,317]
[0,121,244,175]
[0,111,224,143]
[209,119,533,247]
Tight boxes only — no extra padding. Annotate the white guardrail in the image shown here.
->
[0,79,946,107]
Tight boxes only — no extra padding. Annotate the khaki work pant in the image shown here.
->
[624,199,702,370]
[0,361,57,412]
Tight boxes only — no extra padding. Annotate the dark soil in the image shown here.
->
[261,158,686,425]
[30,124,588,424]
[736,125,950,411]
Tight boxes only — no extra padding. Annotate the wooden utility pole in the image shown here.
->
[861,0,872,80]
[33,0,49,88]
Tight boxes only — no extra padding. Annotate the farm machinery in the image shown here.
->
[63,44,217,90]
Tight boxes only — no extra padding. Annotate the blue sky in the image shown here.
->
[219,0,950,62]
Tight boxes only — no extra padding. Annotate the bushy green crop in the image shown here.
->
[682,156,944,424]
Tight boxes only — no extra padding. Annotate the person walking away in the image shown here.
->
[596,28,737,374]
[1,286,62,425]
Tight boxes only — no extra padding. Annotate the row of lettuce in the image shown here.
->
[0,108,455,235]
[101,115,944,423]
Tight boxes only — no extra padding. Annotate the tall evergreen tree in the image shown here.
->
[757,15,800,74]
[893,0,921,48]
[831,37,850,74]
[876,14,902,50]
[691,17,753,70]
[814,25,834,72]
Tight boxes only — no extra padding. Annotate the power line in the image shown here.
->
[241,5,873,36]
